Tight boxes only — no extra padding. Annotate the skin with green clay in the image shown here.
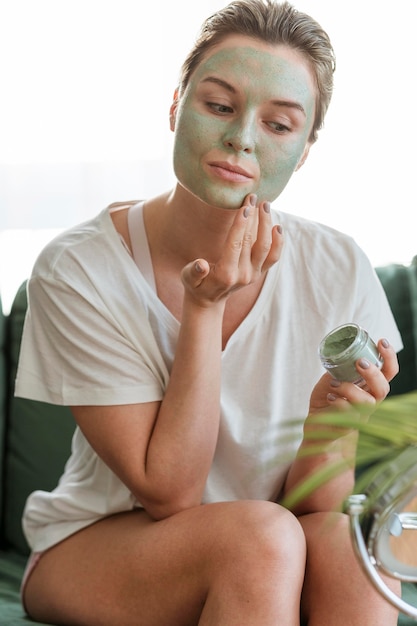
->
[171,37,315,211]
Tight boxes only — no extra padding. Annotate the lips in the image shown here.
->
[208,160,253,182]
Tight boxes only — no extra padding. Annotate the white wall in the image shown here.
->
[1,0,415,312]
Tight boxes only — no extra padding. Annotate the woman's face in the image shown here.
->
[171,35,317,210]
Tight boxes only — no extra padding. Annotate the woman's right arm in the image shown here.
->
[72,287,226,521]
[72,197,283,520]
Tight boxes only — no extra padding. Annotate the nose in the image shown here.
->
[223,117,255,154]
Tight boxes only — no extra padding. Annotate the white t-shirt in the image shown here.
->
[15,203,402,552]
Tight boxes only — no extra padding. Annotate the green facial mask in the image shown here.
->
[172,38,316,209]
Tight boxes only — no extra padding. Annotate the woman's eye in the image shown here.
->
[268,121,291,134]
[207,102,233,114]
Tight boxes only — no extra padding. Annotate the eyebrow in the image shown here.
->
[201,76,237,93]
[271,99,306,117]
[200,76,306,117]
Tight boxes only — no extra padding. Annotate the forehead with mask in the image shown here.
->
[177,0,335,145]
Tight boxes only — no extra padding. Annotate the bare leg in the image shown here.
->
[24,500,306,626]
[299,512,400,626]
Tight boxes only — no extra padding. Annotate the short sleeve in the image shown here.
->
[15,214,170,406]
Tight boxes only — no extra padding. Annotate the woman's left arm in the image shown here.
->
[283,339,399,516]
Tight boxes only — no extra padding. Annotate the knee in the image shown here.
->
[215,501,306,573]
[250,501,306,565]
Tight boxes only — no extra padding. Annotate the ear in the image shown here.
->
[295,143,311,171]
[169,88,180,131]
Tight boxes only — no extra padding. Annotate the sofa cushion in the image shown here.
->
[0,549,55,625]
[376,263,417,396]
[0,292,6,535]
[407,257,417,375]
[4,282,75,555]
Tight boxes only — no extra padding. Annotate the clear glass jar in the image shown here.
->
[319,323,383,385]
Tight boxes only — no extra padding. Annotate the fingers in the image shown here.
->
[327,377,377,408]
[220,194,283,281]
[306,373,359,439]
[353,338,397,401]
[252,200,284,272]
[181,258,210,291]
[181,194,283,306]
[378,338,399,382]
[326,339,398,407]
[308,372,366,415]
[220,193,258,271]
[307,340,399,440]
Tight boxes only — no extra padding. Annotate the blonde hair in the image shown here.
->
[178,0,335,143]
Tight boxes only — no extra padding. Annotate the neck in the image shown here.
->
[144,185,241,266]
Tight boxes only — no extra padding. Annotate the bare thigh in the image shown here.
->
[24,500,306,626]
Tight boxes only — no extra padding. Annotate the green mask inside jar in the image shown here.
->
[319,323,383,384]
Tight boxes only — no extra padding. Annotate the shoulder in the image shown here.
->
[274,209,370,272]
[31,207,126,283]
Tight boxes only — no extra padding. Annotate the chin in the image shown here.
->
[182,186,244,211]
[205,190,249,211]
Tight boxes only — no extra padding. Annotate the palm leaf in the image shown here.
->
[280,390,417,511]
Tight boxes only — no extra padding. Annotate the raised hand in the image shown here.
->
[180,194,283,307]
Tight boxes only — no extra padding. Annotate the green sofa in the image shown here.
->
[1,260,417,625]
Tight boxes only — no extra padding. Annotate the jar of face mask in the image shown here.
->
[319,323,383,385]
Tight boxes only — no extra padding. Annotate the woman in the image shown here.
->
[16,1,403,624]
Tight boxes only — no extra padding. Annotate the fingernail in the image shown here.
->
[276,224,282,235]
[249,194,257,206]
[381,338,390,348]
[327,393,338,401]
[330,379,341,387]
[358,358,370,369]
[243,206,250,218]
[195,261,204,273]
[263,201,271,213]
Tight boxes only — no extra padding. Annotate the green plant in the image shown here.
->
[281,390,417,511]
